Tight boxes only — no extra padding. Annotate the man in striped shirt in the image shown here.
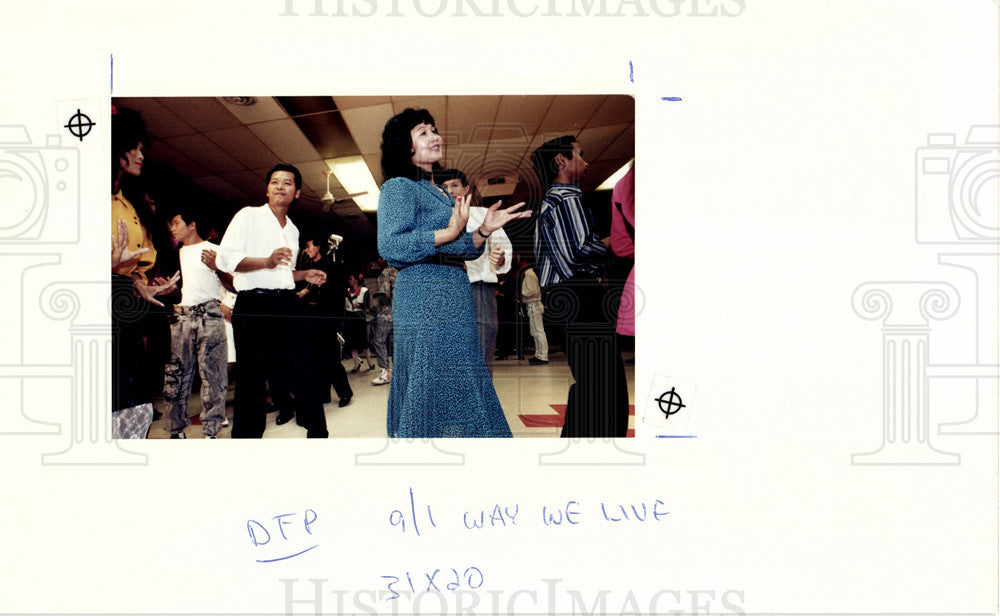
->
[532,136,629,438]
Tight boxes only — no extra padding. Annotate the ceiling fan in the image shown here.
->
[321,170,367,212]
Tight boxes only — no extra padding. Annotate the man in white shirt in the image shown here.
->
[163,205,232,438]
[440,169,511,375]
[203,163,329,438]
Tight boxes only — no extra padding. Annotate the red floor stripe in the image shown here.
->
[519,404,635,429]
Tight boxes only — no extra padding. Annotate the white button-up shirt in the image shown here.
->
[464,206,512,284]
[215,204,298,292]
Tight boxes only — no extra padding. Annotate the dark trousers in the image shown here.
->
[112,274,154,411]
[545,276,629,438]
[232,290,328,438]
[306,306,352,402]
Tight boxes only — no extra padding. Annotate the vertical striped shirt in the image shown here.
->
[533,184,608,287]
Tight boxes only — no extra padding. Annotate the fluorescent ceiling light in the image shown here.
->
[595,158,634,191]
[325,156,380,212]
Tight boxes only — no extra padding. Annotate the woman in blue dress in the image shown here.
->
[377,108,530,437]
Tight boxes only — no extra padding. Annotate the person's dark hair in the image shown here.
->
[267,162,303,191]
[532,135,576,188]
[380,108,443,182]
[171,202,207,238]
[437,167,480,205]
[111,106,152,183]
[436,168,468,187]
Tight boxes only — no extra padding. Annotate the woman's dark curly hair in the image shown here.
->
[111,106,152,184]
[380,108,443,183]
[111,106,156,236]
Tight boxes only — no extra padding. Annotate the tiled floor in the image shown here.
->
[147,351,635,438]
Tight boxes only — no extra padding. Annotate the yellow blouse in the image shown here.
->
[111,190,156,284]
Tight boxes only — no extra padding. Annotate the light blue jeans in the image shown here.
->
[163,300,228,437]
[371,316,393,370]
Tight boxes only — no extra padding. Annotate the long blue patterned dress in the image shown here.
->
[377,177,513,438]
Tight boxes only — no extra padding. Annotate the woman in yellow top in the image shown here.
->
[111,106,177,438]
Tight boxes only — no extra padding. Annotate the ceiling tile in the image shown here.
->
[192,176,248,201]
[204,126,279,169]
[303,168,347,195]
[340,103,395,156]
[484,136,532,168]
[334,96,392,110]
[495,95,553,136]
[250,166,273,181]
[445,96,501,144]
[326,173,347,193]
[277,96,339,117]
[218,97,290,124]
[163,133,245,175]
[363,153,383,186]
[295,160,337,195]
[157,97,243,133]
[248,118,321,163]
[114,97,196,139]
[587,95,636,128]
[484,122,533,144]
[597,123,635,160]
[292,111,359,159]
[148,139,214,178]
[218,170,266,201]
[536,95,607,134]
[575,123,633,161]
[478,150,529,181]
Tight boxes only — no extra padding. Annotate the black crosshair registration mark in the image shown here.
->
[65,109,94,142]
[656,387,685,419]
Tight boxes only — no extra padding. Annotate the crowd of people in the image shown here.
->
[110,105,635,440]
